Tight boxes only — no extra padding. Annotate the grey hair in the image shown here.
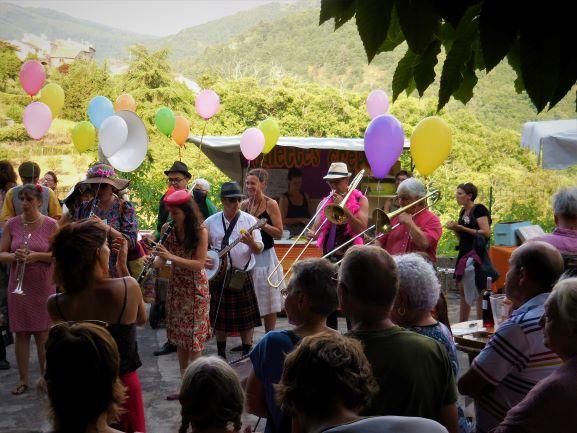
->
[397,178,426,199]
[394,253,441,311]
[552,277,577,325]
[193,178,210,192]
[552,187,577,219]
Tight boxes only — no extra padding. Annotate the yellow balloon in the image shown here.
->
[72,121,96,153]
[39,83,65,118]
[259,118,280,154]
[410,116,452,176]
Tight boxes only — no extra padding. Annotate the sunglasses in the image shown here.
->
[51,320,108,330]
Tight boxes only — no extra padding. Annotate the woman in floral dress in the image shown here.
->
[153,189,210,400]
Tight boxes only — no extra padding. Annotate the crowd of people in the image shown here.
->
[1,157,577,433]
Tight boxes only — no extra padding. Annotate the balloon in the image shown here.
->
[195,89,220,120]
[39,83,65,118]
[240,128,265,161]
[172,116,190,146]
[23,102,52,140]
[364,114,405,179]
[72,121,96,152]
[114,93,136,112]
[366,89,390,119]
[259,118,280,154]
[155,106,175,136]
[19,60,46,96]
[410,116,452,176]
[99,115,128,157]
[87,96,114,129]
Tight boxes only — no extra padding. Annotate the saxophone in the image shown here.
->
[136,221,174,285]
[13,232,31,295]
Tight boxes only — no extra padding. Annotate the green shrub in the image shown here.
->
[5,104,23,123]
[0,124,28,142]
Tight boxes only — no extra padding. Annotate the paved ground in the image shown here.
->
[0,292,472,433]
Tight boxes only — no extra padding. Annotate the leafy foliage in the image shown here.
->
[319,0,577,112]
[0,41,20,92]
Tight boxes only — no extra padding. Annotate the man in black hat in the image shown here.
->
[151,161,192,356]
[0,161,62,226]
[205,181,263,358]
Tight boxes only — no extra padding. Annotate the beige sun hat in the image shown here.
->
[323,162,352,180]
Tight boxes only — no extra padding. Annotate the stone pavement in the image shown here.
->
[0,292,471,433]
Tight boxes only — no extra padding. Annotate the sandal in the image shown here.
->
[11,383,28,395]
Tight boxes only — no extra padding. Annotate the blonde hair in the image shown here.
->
[179,356,244,433]
[552,277,577,325]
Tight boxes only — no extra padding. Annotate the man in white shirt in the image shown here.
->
[205,182,263,358]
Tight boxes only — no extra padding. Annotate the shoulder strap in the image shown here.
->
[220,212,241,249]
[55,293,67,322]
[117,277,128,324]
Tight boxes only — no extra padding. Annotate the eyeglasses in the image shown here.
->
[50,320,109,330]
[167,177,186,184]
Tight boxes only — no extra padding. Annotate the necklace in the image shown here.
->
[248,195,264,216]
[21,214,41,225]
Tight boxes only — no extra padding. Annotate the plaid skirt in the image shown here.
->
[209,272,262,332]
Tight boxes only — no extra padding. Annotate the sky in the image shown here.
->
[11,0,294,36]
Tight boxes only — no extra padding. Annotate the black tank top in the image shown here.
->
[284,192,310,218]
[258,208,275,251]
[55,278,142,376]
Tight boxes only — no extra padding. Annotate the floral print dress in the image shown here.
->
[164,231,211,351]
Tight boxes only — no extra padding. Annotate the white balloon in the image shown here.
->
[99,115,128,157]
[107,110,148,172]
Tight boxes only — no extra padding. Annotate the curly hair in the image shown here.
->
[179,356,244,433]
[276,333,378,418]
[52,220,107,294]
[0,160,17,191]
[45,322,126,433]
[394,253,441,311]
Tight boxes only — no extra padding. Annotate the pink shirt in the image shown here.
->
[378,209,442,262]
[533,227,577,254]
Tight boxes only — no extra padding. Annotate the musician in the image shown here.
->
[205,182,263,359]
[151,161,192,357]
[242,168,284,333]
[152,190,211,401]
[378,178,442,262]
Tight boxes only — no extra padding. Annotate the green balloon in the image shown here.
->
[72,121,96,153]
[155,106,175,136]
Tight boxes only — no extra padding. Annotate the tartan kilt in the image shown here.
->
[209,272,262,332]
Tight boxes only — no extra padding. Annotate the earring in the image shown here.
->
[397,306,406,317]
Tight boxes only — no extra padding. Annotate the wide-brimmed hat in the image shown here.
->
[323,162,351,180]
[80,163,130,191]
[164,161,192,179]
[220,182,245,198]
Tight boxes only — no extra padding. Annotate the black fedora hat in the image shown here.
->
[220,181,245,198]
[164,161,192,179]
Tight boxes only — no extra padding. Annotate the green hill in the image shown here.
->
[0,2,156,59]
[179,9,576,130]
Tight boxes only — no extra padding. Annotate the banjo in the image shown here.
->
[205,218,267,282]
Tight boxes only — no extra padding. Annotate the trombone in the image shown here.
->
[267,169,366,288]
[323,189,441,262]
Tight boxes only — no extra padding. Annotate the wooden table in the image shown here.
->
[274,239,323,271]
[452,320,494,361]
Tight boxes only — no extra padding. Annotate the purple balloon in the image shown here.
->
[23,102,52,140]
[366,89,389,119]
[364,114,405,179]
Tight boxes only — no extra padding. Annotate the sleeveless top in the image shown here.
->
[284,192,309,219]
[55,278,142,376]
[258,207,274,251]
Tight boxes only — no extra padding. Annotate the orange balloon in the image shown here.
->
[114,93,136,112]
[172,116,190,146]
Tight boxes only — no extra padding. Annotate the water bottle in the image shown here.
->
[482,277,494,328]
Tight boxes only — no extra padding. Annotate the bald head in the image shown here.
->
[513,241,564,291]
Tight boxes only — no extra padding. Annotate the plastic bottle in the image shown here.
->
[482,276,494,328]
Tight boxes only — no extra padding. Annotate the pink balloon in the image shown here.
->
[19,60,46,96]
[366,89,390,119]
[195,89,221,120]
[23,102,52,140]
[240,128,265,161]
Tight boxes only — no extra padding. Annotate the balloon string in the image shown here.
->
[259,156,264,168]
[179,145,182,161]
[195,120,208,179]
[376,179,381,211]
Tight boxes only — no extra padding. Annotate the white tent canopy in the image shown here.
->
[521,119,577,169]
[187,135,410,180]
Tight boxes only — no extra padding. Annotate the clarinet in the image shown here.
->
[137,221,174,285]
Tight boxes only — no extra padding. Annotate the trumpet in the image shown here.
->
[322,190,441,262]
[13,232,31,296]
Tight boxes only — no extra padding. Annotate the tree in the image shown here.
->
[319,0,577,112]
[0,41,22,92]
